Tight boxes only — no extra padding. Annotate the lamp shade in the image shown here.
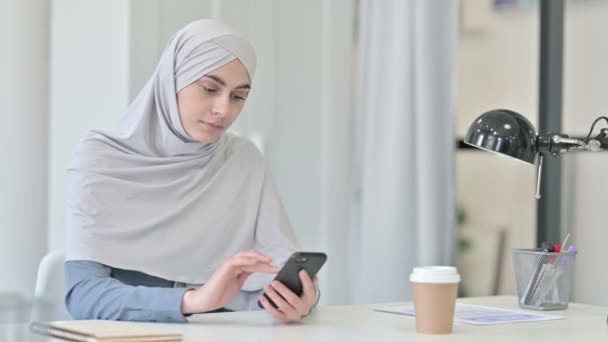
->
[464,109,538,164]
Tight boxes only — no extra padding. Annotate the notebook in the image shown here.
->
[30,320,182,342]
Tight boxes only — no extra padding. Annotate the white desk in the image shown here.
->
[44,296,607,341]
[146,295,608,341]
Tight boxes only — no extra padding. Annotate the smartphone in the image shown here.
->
[257,252,327,309]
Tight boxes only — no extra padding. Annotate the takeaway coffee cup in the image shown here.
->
[410,266,460,334]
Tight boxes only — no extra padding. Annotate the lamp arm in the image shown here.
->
[537,133,607,155]
[537,117,608,155]
[559,137,587,152]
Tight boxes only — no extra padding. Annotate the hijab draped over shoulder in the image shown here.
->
[65,19,298,290]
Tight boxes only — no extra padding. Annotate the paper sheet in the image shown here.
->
[375,303,564,325]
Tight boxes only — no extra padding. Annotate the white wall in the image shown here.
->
[48,0,131,251]
[562,1,608,305]
[457,4,539,295]
[0,0,50,297]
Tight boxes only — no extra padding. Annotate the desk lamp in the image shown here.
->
[465,109,608,324]
[464,109,608,198]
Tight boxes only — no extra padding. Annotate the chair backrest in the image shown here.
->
[31,251,71,321]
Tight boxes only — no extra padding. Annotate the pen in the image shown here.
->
[560,233,571,252]
[522,247,551,305]
[524,242,562,305]
[542,242,561,253]
[531,245,577,306]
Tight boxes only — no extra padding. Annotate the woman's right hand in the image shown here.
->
[181,250,279,314]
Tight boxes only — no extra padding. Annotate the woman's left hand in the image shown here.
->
[259,270,318,322]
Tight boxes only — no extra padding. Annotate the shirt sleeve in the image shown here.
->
[64,260,190,323]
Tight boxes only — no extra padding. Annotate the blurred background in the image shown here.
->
[1,0,608,327]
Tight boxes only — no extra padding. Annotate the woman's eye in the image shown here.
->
[203,87,217,93]
[232,92,248,101]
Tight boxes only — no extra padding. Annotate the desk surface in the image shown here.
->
[52,296,608,341]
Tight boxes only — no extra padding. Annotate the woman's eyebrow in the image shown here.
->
[203,75,251,90]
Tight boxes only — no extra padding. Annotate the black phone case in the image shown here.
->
[258,252,327,308]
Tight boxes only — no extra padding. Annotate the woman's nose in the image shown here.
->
[211,95,230,117]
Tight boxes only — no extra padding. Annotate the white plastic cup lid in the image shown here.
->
[410,266,461,283]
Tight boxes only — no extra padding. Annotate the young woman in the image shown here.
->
[64,19,317,323]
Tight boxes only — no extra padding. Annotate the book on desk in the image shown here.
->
[30,320,182,342]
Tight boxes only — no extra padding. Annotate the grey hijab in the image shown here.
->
[65,19,298,290]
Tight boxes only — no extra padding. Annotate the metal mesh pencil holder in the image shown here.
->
[512,248,577,310]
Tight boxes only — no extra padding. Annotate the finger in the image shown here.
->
[240,263,280,274]
[299,270,316,304]
[226,256,257,268]
[236,250,272,262]
[271,281,307,314]
[259,295,288,321]
[224,257,279,276]
[222,257,256,276]
[230,255,271,267]
[230,256,278,271]
[264,284,299,318]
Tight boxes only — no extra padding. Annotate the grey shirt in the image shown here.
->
[64,260,265,323]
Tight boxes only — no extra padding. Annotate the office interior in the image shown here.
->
[2,0,607,320]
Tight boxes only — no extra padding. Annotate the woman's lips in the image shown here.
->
[200,121,224,131]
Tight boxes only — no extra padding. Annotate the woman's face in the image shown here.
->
[177,59,251,143]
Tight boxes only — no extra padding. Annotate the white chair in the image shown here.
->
[31,251,71,321]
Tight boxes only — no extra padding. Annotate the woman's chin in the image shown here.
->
[192,132,221,144]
